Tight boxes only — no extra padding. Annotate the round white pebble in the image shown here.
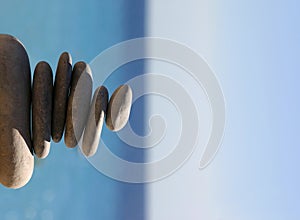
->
[106,85,132,132]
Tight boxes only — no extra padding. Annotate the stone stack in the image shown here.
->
[0,34,132,189]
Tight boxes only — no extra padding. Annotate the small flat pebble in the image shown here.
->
[82,86,108,157]
[106,85,132,132]
[32,61,53,159]
[0,34,34,188]
[51,52,72,142]
[65,62,93,148]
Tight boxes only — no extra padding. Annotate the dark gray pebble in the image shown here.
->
[32,61,53,159]
[65,62,93,148]
[51,52,72,142]
[82,86,108,157]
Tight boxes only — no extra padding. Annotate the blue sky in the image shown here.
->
[0,0,299,219]
[0,0,146,219]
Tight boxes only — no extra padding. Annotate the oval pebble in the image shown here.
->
[52,52,72,142]
[106,85,132,132]
[65,62,93,148]
[0,34,34,188]
[32,61,53,159]
[82,86,108,157]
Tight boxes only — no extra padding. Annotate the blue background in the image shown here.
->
[0,0,146,219]
[0,0,300,219]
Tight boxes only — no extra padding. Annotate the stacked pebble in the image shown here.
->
[0,34,132,189]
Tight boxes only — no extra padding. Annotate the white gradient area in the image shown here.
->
[146,0,300,219]
[146,0,218,219]
[144,60,212,164]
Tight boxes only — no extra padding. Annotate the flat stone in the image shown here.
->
[32,61,53,159]
[52,52,72,142]
[65,62,93,148]
[0,34,34,189]
[82,86,108,157]
[106,85,132,132]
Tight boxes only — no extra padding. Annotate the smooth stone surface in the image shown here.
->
[106,85,132,132]
[32,61,53,159]
[82,86,108,157]
[65,62,93,148]
[52,52,72,142]
[0,34,34,189]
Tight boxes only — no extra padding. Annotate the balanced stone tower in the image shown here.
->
[0,34,132,189]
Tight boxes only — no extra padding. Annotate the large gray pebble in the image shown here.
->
[0,34,34,189]
[106,85,132,132]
